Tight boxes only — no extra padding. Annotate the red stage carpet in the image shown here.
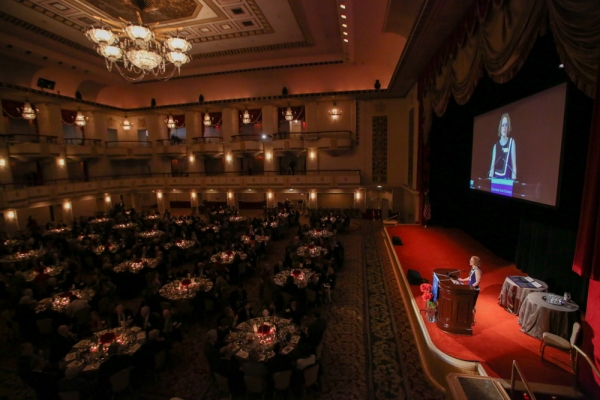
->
[386,225,575,385]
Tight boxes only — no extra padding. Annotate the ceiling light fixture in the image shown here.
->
[329,102,342,120]
[85,19,192,82]
[203,112,212,127]
[75,110,87,127]
[242,108,251,124]
[166,114,177,129]
[121,115,133,130]
[284,105,294,121]
[19,100,38,120]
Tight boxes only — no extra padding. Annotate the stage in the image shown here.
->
[384,224,575,386]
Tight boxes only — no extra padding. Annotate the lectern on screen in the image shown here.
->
[433,268,479,335]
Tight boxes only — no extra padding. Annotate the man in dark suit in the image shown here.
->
[134,305,159,334]
[160,308,183,344]
[304,311,327,351]
[267,342,293,375]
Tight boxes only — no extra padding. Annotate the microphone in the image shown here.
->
[446,269,462,278]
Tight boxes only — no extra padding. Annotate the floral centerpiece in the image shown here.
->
[420,283,436,322]
[180,278,192,287]
[99,332,116,344]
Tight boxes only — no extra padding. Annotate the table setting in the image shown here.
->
[64,326,146,372]
[241,235,270,244]
[229,215,248,223]
[159,276,213,300]
[307,229,333,239]
[87,218,112,225]
[297,245,328,258]
[92,243,120,255]
[36,288,95,313]
[43,227,72,237]
[0,249,46,263]
[114,257,158,273]
[163,240,196,250]
[137,230,165,240]
[228,316,300,361]
[23,265,64,282]
[77,233,100,242]
[273,268,314,287]
[210,251,247,264]
[200,225,220,233]
[112,223,138,230]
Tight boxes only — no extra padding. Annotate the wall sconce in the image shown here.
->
[265,152,272,161]
[64,202,71,210]
[228,192,233,199]
[310,192,316,200]
[329,102,342,120]
[0,158,5,167]
[157,192,163,199]
[191,192,196,199]
[58,158,65,166]
[75,110,87,127]
[226,154,232,162]
[121,115,133,130]
[189,155,195,163]
[7,210,15,219]
[356,192,361,200]
[105,195,111,203]
[267,192,273,199]
[309,151,316,160]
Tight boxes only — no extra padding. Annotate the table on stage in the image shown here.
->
[498,276,548,315]
[518,292,579,340]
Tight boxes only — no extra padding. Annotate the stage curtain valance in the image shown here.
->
[419,0,600,138]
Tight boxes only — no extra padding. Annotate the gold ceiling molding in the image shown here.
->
[0,11,99,58]
[288,0,314,46]
[191,41,308,60]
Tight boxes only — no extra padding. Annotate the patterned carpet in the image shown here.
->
[0,219,445,400]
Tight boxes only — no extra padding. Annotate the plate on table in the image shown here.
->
[231,344,240,352]
[259,354,266,362]
[290,336,300,344]
[136,332,146,340]
[237,350,249,359]
[67,360,82,369]
[128,344,141,354]
[279,319,291,324]
[268,351,276,358]
[83,363,99,371]
[65,352,77,362]
[131,326,141,332]
[281,346,294,355]
[73,340,91,349]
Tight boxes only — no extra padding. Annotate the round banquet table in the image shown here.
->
[498,276,548,315]
[241,235,270,244]
[273,269,314,287]
[159,277,213,301]
[23,265,64,282]
[210,251,247,264]
[64,326,146,373]
[114,258,158,273]
[36,288,95,313]
[517,292,580,340]
[228,316,300,362]
[296,246,328,258]
[0,249,46,264]
[307,229,333,239]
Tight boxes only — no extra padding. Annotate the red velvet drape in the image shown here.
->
[572,55,600,280]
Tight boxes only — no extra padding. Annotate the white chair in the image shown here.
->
[272,370,292,397]
[303,363,320,395]
[540,322,581,371]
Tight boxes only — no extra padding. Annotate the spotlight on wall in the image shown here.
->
[105,195,111,203]
[58,158,65,166]
[157,192,163,199]
[7,210,15,219]
[267,192,273,199]
[310,151,315,160]
[266,152,272,160]
[189,155,195,163]
[356,192,361,200]
[64,202,71,210]
[310,192,316,200]
[191,192,196,199]
[228,192,233,199]
[0,158,5,167]
[226,154,232,162]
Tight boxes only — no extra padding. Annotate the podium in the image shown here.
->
[433,268,479,335]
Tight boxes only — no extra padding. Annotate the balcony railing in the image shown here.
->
[156,139,187,146]
[64,138,103,146]
[0,134,58,144]
[231,134,268,142]
[105,140,152,148]
[273,130,352,140]
[0,169,361,190]
[192,136,223,144]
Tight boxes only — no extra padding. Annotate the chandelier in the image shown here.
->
[121,115,133,130]
[85,17,192,82]
[166,115,177,129]
[19,101,37,120]
[75,110,87,127]
[329,102,342,120]
[203,112,212,127]
[284,106,294,121]
[242,108,251,124]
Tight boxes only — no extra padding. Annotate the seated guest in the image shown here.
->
[133,329,169,373]
[267,342,292,375]
[295,342,316,371]
[242,349,269,380]
[89,310,105,333]
[110,304,134,328]
[284,300,305,326]
[303,311,327,351]
[134,305,159,333]
[48,325,77,364]
[236,300,254,324]
[97,354,132,398]
[212,346,245,396]
[204,329,222,371]
[160,308,183,344]
[58,366,97,400]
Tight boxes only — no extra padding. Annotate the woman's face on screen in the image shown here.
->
[500,117,509,137]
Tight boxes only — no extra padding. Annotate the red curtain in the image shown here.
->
[61,109,77,124]
[1,99,25,118]
[572,56,600,279]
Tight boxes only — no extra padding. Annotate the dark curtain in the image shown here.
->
[61,109,76,124]
[572,55,600,280]
[516,220,588,307]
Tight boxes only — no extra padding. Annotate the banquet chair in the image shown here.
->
[109,367,134,399]
[272,370,292,398]
[58,392,80,400]
[244,375,266,399]
[153,349,167,381]
[540,321,581,371]
[212,372,230,398]
[302,363,320,395]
